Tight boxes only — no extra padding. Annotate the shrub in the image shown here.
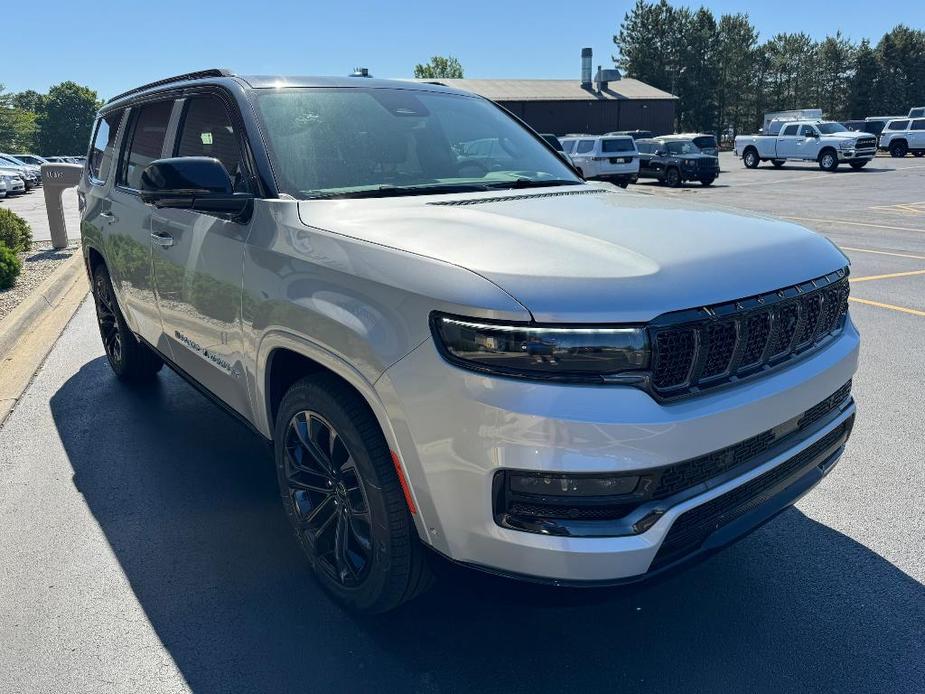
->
[0,208,32,253]
[0,244,22,290]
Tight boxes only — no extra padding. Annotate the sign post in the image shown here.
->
[40,163,83,250]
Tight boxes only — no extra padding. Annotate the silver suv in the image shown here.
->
[79,70,859,613]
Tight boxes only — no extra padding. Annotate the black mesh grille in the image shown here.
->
[651,419,852,570]
[653,329,695,388]
[700,322,737,378]
[798,381,852,430]
[649,270,849,398]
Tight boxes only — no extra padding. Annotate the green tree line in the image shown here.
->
[0,81,102,155]
[614,0,925,137]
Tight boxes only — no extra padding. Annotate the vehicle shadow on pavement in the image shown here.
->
[50,358,924,694]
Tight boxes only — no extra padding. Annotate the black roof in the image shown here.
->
[105,68,470,107]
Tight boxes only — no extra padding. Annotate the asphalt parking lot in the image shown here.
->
[0,152,923,693]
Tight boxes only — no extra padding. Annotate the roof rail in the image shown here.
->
[106,68,235,104]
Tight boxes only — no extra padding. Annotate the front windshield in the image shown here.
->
[665,141,698,155]
[255,88,581,199]
[817,122,848,134]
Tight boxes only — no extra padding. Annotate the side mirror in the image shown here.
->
[140,157,253,219]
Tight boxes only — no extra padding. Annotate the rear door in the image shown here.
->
[107,99,175,347]
[572,139,596,176]
[151,91,255,417]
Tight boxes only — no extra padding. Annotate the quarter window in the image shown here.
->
[176,95,248,191]
[119,100,174,190]
[911,120,925,131]
[88,111,123,182]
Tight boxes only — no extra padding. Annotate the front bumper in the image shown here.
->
[838,148,876,161]
[375,319,859,583]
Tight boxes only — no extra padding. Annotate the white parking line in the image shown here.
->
[783,217,925,233]
[841,246,925,260]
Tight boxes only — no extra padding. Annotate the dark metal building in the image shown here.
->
[419,51,677,136]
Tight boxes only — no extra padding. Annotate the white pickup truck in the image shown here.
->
[734,120,877,171]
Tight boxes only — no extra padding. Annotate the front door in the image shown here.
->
[776,123,801,158]
[151,93,254,418]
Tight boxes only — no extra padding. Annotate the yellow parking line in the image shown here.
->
[841,246,925,260]
[850,269,925,282]
[848,297,925,317]
[783,216,925,233]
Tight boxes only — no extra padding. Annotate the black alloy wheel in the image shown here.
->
[664,167,681,187]
[283,410,373,587]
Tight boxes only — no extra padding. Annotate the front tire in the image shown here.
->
[699,176,715,186]
[849,160,868,170]
[743,148,760,168]
[818,150,839,171]
[890,141,907,158]
[274,375,432,613]
[664,167,681,187]
[92,264,163,381]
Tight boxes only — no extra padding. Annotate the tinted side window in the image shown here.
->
[88,111,123,183]
[782,124,799,136]
[911,120,925,131]
[887,120,909,131]
[176,95,248,190]
[119,100,173,189]
[799,125,816,136]
[576,140,594,154]
[910,108,925,118]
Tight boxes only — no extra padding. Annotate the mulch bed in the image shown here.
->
[0,241,81,323]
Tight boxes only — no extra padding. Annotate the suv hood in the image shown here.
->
[298,185,846,322]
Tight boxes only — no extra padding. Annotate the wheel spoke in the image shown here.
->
[348,513,372,552]
[334,509,356,581]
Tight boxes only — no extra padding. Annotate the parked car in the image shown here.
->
[0,176,5,198]
[559,135,639,186]
[79,69,858,613]
[605,129,653,140]
[878,118,925,157]
[635,137,720,186]
[908,107,925,119]
[12,153,49,167]
[0,168,26,195]
[0,154,39,189]
[734,120,876,171]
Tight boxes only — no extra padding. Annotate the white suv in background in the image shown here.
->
[878,118,925,158]
[561,135,639,186]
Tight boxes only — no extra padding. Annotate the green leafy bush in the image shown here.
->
[0,208,32,253]
[0,244,22,289]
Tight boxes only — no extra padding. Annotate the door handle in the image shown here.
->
[100,211,118,223]
[150,231,175,248]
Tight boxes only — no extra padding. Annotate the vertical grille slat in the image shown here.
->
[649,271,849,399]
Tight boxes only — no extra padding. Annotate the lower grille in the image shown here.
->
[651,417,853,570]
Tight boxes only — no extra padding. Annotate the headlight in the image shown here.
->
[430,313,650,383]
[683,159,697,166]
[839,141,854,149]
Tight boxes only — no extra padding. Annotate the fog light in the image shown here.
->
[509,472,639,497]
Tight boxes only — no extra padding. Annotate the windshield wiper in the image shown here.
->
[302,183,492,200]
[482,178,582,190]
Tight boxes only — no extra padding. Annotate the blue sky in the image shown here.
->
[6,0,923,99]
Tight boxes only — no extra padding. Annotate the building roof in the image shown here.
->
[412,78,677,102]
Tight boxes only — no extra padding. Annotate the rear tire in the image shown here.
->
[849,160,868,170]
[699,177,715,186]
[91,264,163,382]
[914,151,923,158]
[890,141,907,158]
[772,159,785,168]
[818,149,839,171]
[743,148,760,168]
[664,167,681,187]
[274,374,432,613]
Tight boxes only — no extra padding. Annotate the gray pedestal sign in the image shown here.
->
[40,163,83,250]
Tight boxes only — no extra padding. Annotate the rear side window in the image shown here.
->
[910,108,925,118]
[692,135,717,150]
[175,95,248,190]
[576,140,594,154]
[601,138,635,153]
[561,140,575,153]
[782,124,799,136]
[88,111,124,183]
[887,120,909,131]
[119,100,174,189]
[911,120,925,131]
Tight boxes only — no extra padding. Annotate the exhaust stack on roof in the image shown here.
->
[581,48,593,88]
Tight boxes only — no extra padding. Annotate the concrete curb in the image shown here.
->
[0,248,89,426]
